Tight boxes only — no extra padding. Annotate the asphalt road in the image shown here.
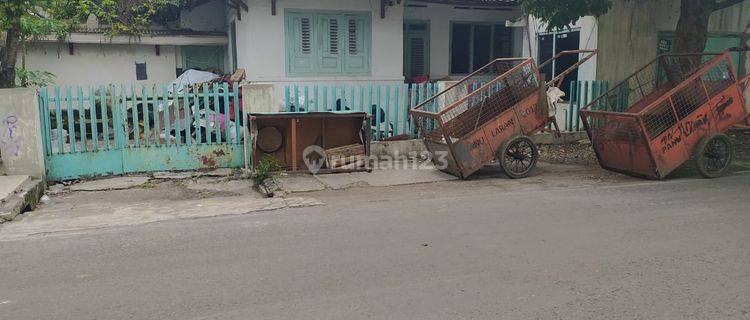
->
[1,174,749,320]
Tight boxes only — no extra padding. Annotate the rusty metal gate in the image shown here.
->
[38,83,244,181]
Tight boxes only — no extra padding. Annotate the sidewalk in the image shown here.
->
[0,173,323,240]
[271,161,458,194]
[8,148,728,240]
[0,175,44,223]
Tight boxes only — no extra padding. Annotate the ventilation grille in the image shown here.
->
[348,19,358,55]
[300,18,311,54]
[410,37,425,76]
[329,19,339,55]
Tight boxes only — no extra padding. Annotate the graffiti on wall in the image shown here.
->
[0,115,21,158]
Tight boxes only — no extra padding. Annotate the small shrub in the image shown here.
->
[16,69,56,88]
[253,154,282,185]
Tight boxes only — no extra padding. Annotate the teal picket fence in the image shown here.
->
[566,80,610,132]
[38,83,244,181]
[282,82,438,141]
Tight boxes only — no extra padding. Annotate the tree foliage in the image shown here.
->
[520,0,745,55]
[520,0,613,31]
[1,0,179,38]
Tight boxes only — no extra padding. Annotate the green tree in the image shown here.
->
[520,0,745,54]
[0,0,178,88]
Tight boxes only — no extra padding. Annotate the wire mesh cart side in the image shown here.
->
[409,58,548,179]
[580,52,749,179]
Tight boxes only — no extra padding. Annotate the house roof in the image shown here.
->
[409,0,520,7]
[72,27,226,37]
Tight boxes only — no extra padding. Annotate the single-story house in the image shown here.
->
[24,0,746,99]
[22,1,544,88]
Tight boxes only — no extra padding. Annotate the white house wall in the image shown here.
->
[22,42,178,87]
[522,16,599,82]
[229,0,405,108]
[405,3,524,80]
[231,0,404,84]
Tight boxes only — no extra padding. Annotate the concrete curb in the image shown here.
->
[531,132,589,144]
[371,132,589,160]
[0,178,45,222]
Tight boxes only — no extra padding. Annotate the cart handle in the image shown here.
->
[538,49,599,88]
[739,73,750,91]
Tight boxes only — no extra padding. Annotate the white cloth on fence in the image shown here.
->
[168,70,220,94]
[546,86,566,117]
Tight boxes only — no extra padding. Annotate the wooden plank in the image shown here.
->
[65,86,76,153]
[172,85,182,146]
[132,85,140,147]
[284,85,291,112]
[232,82,241,142]
[313,84,319,111]
[196,83,206,144]
[325,144,365,158]
[290,117,297,172]
[401,84,408,136]
[142,86,151,146]
[323,84,328,110]
[376,84,382,140]
[54,87,63,154]
[359,85,365,112]
[39,88,52,156]
[213,84,222,144]
[304,85,310,112]
[394,84,400,135]
[90,86,99,151]
[330,155,368,169]
[162,85,171,146]
[100,85,110,149]
[112,85,123,149]
[384,84,391,139]
[223,82,231,143]
[183,86,192,146]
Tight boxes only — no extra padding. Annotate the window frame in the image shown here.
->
[536,28,582,79]
[449,21,515,76]
[285,9,372,77]
[404,20,431,80]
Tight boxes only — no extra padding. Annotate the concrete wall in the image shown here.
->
[231,0,404,84]
[522,16,599,81]
[405,2,525,80]
[23,42,179,87]
[0,89,45,179]
[597,0,750,83]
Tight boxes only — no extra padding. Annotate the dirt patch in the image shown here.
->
[536,129,750,176]
[537,141,598,166]
[728,129,750,165]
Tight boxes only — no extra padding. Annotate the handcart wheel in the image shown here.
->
[695,133,733,178]
[498,135,538,179]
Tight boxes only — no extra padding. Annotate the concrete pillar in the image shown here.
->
[0,88,46,179]
[241,83,276,171]
[242,83,276,114]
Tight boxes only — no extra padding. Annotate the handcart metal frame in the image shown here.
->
[410,50,597,179]
[580,51,750,179]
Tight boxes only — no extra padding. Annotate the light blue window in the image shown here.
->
[285,10,371,76]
